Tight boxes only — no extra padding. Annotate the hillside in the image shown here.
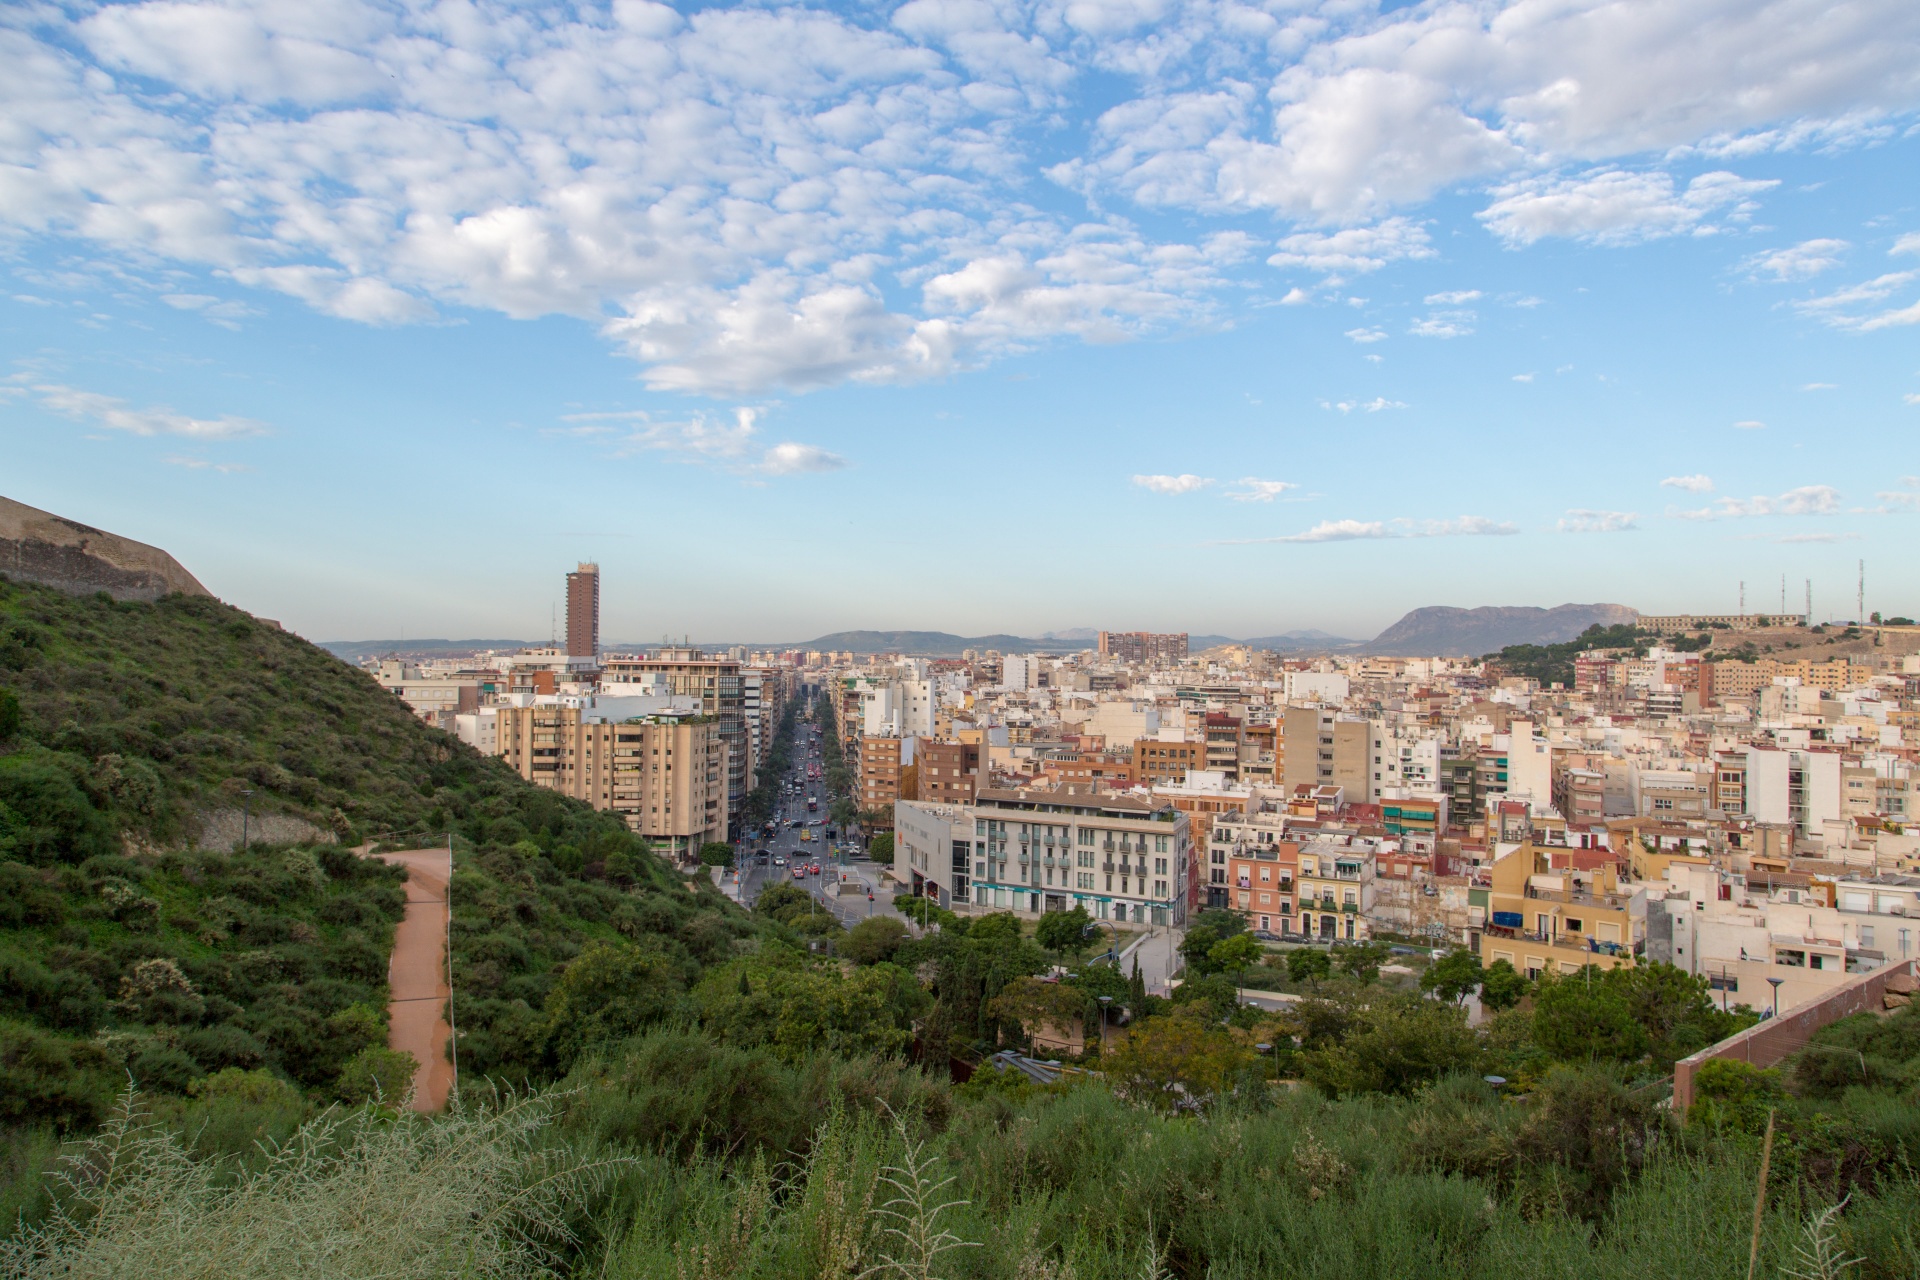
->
[798,629,1043,654]
[0,575,745,1123]
[1367,603,1639,655]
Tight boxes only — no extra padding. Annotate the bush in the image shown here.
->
[335,1046,421,1105]
[841,917,908,965]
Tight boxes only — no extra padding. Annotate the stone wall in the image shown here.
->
[1,495,210,602]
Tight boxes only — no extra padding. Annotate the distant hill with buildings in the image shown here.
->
[1365,603,1639,655]
[318,638,545,663]
[798,630,1041,655]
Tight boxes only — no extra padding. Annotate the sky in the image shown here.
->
[2,0,1918,645]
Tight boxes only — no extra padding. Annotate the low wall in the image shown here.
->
[1671,958,1919,1116]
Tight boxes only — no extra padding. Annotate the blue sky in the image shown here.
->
[2,0,1917,644]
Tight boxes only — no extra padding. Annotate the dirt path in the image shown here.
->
[361,846,455,1112]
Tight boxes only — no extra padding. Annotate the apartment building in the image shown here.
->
[1151,769,1254,913]
[1710,658,1872,700]
[1132,736,1204,785]
[892,799,975,907]
[859,735,915,819]
[602,648,750,825]
[1098,631,1188,665]
[1476,843,1645,978]
[918,739,981,805]
[495,702,727,856]
[1209,809,1298,927]
[1281,706,1371,799]
[564,562,599,658]
[1295,837,1381,943]
[963,787,1190,926]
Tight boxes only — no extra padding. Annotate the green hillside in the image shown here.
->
[0,577,745,1122]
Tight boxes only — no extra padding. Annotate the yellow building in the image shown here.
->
[495,703,728,857]
[1478,843,1645,978]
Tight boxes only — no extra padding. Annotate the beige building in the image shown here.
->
[495,703,728,857]
[1281,706,1370,799]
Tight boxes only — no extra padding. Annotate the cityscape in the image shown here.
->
[4,0,1920,1276]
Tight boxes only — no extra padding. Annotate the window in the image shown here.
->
[1154,858,1168,875]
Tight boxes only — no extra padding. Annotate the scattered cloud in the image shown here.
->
[163,455,250,473]
[1775,532,1861,543]
[1133,473,1214,495]
[1223,477,1297,502]
[1479,168,1777,246]
[1674,485,1843,519]
[1661,474,1715,493]
[1743,239,1850,281]
[1512,373,1535,382]
[1278,288,1310,305]
[1410,311,1474,338]
[1793,271,1920,331]
[27,382,266,439]
[1801,382,1837,390]
[1344,327,1387,343]
[1558,509,1638,533]
[1893,233,1920,256]
[1424,290,1482,305]
[1321,397,1406,413]
[1872,477,1920,512]
[759,442,848,475]
[1906,393,1920,405]
[1732,420,1767,430]
[558,406,842,478]
[1223,515,1516,544]
[160,293,260,328]
[1268,220,1436,275]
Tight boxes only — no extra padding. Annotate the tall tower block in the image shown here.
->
[565,562,600,658]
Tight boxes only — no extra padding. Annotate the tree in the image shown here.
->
[1208,933,1264,987]
[335,1045,420,1105]
[1287,948,1331,987]
[985,976,1090,1050]
[1479,959,1531,1011]
[1104,1013,1254,1113]
[543,941,685,1069]
[867,831,894,860]
[1189,908,1246,939]
[698,842,734,867]
[1302,993,1481,1097]
[1531,968,1647,1062]
[1035,905,1093,958]
[1178,925,1222,975]
[1421,948,1484,1003]
[841,916,908,965]
[0,688,19,741]
[1334,942,1390,985]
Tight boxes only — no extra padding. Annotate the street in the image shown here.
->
[724,718,904,929]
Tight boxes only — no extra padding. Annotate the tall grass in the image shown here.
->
[1,1086,618,1279]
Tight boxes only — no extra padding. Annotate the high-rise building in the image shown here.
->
[565,562,599,658]
[602,648,750,825]
[1097,631,1188,665]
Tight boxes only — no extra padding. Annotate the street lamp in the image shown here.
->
[1767,976,1785,1019]
[1098,995,1113,1051]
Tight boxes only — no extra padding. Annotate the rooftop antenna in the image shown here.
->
[1805,579,1811,624]
[1739,580,1745,613]
[1858,559,1865,624]
[1780,574,1786,617]
[550,602,557,647]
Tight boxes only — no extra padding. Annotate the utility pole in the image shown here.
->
[1780,574,1786,616]
[1858,559,1865,624]
[1739,580,1745,614]
[1805,579,1811,625]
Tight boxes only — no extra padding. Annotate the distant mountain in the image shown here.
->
[1366,604,1639,656]
[1038,627,1100,641]
[797,630,1048,655]
[319,638,542,663]
[1239,630,1360,652]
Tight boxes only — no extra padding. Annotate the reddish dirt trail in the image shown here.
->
[364,846,456,1112]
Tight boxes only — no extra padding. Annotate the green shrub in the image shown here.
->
[335,1046,420,1105]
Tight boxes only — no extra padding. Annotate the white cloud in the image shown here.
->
[1512,373,1535,382]
[759,442,849,476]
[1791,271,1920,331]
[1732,420,1767,429]
[1132,473,1213,494]
[1223,477,1296,502]
[30,382,266,439]
[1744,239,1850,281]
[1906,393,1920,405]
[1344,326,1387,343]
[1268,219,1434,274]
[1322,397,1406,413]
[1675,485,1843,519]
[1775,532,1861,543]
[1893,233,1920,256]
[1278,288,1310,305]
[1801,382,1837,390]
[1872,477,1920,512]
[163,455,250,474]
[1480,169,1777,246]
[6,0,1920,395]
[1661,474,1715,492]
[1409,311,1474,338]
[1558,509,1638,533]
[1227,514,1516,544]
[1424,290,1481,305]
[560,405,842,477]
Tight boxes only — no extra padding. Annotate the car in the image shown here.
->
[791,867,805,880]
[773,857,786,866]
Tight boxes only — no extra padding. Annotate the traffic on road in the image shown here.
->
[734,710,885,926]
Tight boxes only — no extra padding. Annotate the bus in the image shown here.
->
[799,828,812,843]
[807,797,818,812]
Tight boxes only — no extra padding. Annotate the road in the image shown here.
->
[723,719,903,929]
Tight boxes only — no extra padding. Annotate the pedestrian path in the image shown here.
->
[357,845,455,1112]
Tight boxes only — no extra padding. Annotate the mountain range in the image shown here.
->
[1365,604,1640,656]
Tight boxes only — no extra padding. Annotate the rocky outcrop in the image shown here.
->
[0,495,210,602]
[1367,603,1639,656]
